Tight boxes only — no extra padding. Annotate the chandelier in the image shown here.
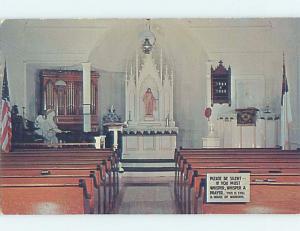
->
[140,19,156,54]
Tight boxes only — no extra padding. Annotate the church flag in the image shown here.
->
[280,54,292,150]
[0,62,12,152]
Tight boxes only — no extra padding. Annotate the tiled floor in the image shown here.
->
[114,176,178,214]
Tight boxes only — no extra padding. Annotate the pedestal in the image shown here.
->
[202,137,220,148]
[94,135,106,149]
[103,122,125,151]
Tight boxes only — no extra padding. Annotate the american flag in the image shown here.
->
[1,62,12,152]
[280,53,292,150]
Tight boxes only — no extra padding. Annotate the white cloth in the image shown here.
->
[34,112,61,144]
[280,90,292,150]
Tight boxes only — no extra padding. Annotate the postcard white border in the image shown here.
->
[1,0,300,230]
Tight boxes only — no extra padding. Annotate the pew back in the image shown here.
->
[200,182,300,214]
[0,182,90,214]
[0,174,97,214]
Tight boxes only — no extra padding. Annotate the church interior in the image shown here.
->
[1,18,300,215]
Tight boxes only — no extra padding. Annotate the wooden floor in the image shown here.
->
[113,176,179,214]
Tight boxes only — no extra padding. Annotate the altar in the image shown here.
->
[122,48,178,159]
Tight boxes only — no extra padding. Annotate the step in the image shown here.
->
[122,152,175,159]
[122,162,175,168]
[123,167,176,172]
[121,159,174,163]
[120,172,175,177]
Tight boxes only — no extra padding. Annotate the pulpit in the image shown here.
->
[122,51,178,159]
[216,109,279,148]
[102,106,125,150]
[104,123,124,151]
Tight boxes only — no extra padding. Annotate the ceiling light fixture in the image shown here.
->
[140,19,156,54]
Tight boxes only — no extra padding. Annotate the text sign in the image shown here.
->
[206,173,250,203]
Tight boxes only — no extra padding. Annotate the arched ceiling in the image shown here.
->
[88,19,208,72]
[1,18,290,74]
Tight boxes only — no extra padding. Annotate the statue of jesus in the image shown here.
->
[143,88,156,116]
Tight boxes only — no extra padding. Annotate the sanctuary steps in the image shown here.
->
[120,157,176,177]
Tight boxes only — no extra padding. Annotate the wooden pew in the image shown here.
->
[183,166,300,214]
[9,148,114,154]
[8,148,114,154]
[1,149,119,191]
[179,147,281,151]
[190,170,300,214]
[2,149,118,164]
[174,148,300,214]
[175,153,300,181]
[0,166,107,213]
[176,157,300,201]
[1,149,117,162]
[0,147,120,214]
[175,155,300,213]
[174,150,300,181]
[177,148,289,154]
[174,149,300,197]
[1,149,119,212]
[0,159,112,188]
[199,181,300,214]
[176,150,300,174]
[12,142,97,150]
[0,180,91,214]
[0,158,117,206]
[175,147,291,158]
[178,156,300,181]
[177,155,300,180]
[175,149,300,164]
[0,163,113,214]
[0,173,97,214]
[1,149,118,182]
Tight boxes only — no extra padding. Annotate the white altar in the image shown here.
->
[122,50,178,159]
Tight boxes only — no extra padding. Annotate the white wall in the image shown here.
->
[190,19,300,148]
[99,71,125,133]
[0,19,299,148]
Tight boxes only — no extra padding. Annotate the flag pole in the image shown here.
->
[281,52,292,150]
[1,61,12,152]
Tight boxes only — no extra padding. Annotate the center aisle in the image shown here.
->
[113,176,179,214]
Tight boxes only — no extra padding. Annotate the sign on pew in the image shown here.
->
[206,173,250,203]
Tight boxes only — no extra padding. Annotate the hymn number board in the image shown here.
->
[211,60,231,106]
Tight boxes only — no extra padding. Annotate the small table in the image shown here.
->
[103,122,125,151]
[95,135,106,149]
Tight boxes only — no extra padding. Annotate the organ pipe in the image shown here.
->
[40,70,99,131]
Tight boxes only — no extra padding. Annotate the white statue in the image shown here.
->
[35,109,62,144]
